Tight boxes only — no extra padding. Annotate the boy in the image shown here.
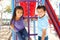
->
[37,5,49,40]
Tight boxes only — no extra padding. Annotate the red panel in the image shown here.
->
[30,2,36,17]
[20,2,28,17]
[20,2,36,17]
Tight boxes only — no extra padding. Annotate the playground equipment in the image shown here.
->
[45,0,60,37]
[12,0,60,40]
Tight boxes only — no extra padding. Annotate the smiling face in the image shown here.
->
[16,9,23,18]
[37,8,46,18]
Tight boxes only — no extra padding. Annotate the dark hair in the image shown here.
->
[37,5,46,11]
[10,6,24,25]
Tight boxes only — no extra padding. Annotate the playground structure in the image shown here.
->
[13,0,60,39]
[0,0,60,40]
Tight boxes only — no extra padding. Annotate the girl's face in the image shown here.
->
[16,9,23,18]
[37,8,46,18]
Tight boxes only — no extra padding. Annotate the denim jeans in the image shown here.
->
[16,28,28,40]
[12,30,16,40]
[38,36,48,40]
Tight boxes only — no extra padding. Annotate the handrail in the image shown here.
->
[45,0,60,38]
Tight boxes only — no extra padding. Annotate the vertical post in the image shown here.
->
[38,0,39,5]
[33,20,36,40]
[27,0,30,40]
[42,0,45,5]
[12,0,16,40]
[12,0,14,13]
[38,0,45,5]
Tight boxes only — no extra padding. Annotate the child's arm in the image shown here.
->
[42,29,46,40]
[10,24,14,30]
[32,18,38,21]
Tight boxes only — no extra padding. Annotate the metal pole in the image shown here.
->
[12,0,17,40]
[42,0,45,5]
[33,20,36,40]
[27,0,30,40]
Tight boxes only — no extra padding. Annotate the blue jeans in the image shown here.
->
[16,28,28,40]
[38,36,48,40]
[12,30,16,40]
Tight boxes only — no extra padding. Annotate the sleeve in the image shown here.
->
[42,27,48,29]
[42,19,49,29]
[11,20,15,25]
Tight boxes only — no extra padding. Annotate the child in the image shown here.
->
[37,5,49,40]
[10,6,28,40]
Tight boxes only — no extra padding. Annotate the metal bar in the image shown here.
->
[33,20,36,40]
[46,0,59,26]
[27,0,30,40]
[38,0,39,5]
[30,34,37,36]
[45,1,60,38]
[41,0,45,5]
[16,0,38,3]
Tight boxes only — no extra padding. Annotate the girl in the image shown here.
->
[10,6,28,40]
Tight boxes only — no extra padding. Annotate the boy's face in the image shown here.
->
[16,9,23,18]
[37,8,46,18]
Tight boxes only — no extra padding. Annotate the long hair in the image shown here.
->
[10,6,24,25]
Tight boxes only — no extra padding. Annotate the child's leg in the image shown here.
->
[12,30,16,40]
[22,28,28,40]
[16,31,23,40]
[38,36,41,40]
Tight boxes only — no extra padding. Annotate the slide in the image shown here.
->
[45,0,60,38]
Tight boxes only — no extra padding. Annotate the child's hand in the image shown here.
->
[10,24,14,30]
